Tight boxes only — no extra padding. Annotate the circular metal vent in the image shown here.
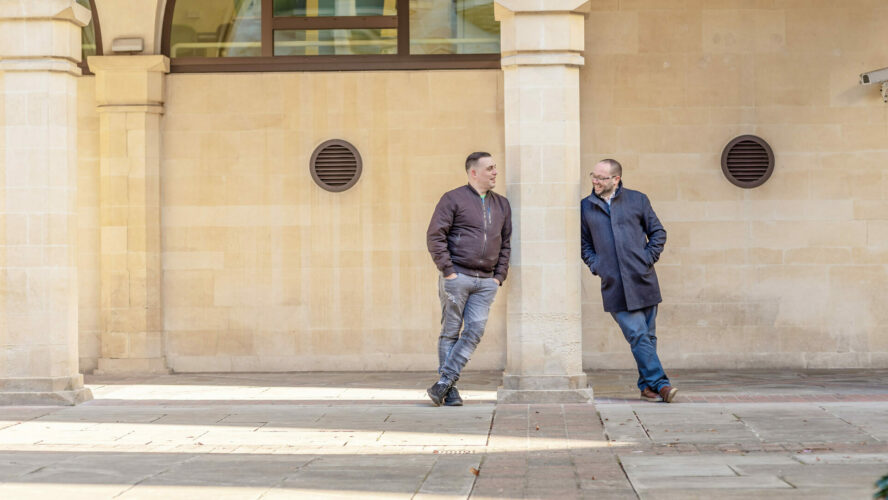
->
[721,135,774,188]
[310,139,362,192]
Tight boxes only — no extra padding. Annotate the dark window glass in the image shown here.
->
[170,0,262,58]
[76,0,98,63]
[273,0,395,17]
[410,0,499,55]
[275,29,397,55]
[164,0,500,70]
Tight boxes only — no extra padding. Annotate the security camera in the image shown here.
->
[859,66,888,85]
[859,67,888,102]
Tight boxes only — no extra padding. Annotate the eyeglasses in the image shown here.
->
[590,174,617,182]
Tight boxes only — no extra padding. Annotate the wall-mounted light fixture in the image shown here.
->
[111,37,144,54]
[859,67,888,103]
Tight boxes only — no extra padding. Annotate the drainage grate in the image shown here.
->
[310,139,362,192]
[721,135,774,188]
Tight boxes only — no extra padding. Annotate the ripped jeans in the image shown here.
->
[437,272,499,385]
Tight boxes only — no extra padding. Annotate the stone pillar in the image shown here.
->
[495,0,593,403]
[88,55,169,374]
[0,0,93,404]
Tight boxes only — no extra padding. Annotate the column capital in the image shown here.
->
[0,0,91,74]
[494,0,590,15]
[0,0,91,25]
[87,55,170,108]
[87,55,171,73]
[494,0,589,66]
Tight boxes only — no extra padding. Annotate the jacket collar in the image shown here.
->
[465,183,493,198]
[589,182,623,209]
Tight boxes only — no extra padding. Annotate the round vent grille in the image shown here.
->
[721,135,774,188]
[310,139,362,192]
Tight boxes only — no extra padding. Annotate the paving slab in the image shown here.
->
[0,370,886,498]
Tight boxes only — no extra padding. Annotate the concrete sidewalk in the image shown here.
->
[0,370,886,499]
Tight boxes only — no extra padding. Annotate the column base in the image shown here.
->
[497,373,594,403]
[0,376,94,406]
[95,357,170,375]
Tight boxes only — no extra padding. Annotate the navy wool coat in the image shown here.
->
[581,184,666,313]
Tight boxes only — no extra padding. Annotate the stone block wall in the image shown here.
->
[144,71,502,372]
[68,0,888,373]
[580,0,888,369]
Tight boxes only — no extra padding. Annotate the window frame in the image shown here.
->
[79,0,103,75]
[161,0,500,72]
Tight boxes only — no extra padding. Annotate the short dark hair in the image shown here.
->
[465,152,492,172]
[599,158,622,177]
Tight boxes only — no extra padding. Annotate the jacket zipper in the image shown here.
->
[480,196,489,261]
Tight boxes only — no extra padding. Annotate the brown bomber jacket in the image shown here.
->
[426,184,512,284]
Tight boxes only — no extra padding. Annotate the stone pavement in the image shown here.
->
[0,370,886,499]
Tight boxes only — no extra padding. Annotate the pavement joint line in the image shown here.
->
[413,456,439,499]
[632,409,653,442]
[818,404,885,443]
[731,411,766,444]
[483,408,496,447]
[778,475,798,489]
[614,454,640,499]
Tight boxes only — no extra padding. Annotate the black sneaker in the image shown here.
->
[444,386,463,406]
[427,381,452,406]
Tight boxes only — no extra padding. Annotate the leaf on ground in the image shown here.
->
[470,467,480,476]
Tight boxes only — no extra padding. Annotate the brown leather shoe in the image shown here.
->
[658,385,678,403]
[640,387,661,402]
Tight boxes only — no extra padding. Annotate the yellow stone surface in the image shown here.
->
[40,0,888,375]
[81,69,506,373]
[581,0,888,370]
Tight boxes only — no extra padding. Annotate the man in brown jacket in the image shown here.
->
[425,152,512,406]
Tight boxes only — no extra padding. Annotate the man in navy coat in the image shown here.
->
[581,159,678,403]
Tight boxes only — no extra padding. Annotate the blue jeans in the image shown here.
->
[437,273,499,385]
[611,305,670,392]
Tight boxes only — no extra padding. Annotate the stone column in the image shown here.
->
[0,0,93,404]
[495,0,593,403]
[88,55,169,374]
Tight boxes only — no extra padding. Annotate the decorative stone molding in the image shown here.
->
[88,55,169,109]
[495,0,589,67]
[500,53,585,68]
[0,0,92,21]
[494,0,591,14]
[0,376,93,405]
[0,0,91,75]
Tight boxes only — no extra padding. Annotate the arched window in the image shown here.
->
[76,0,103,74]
[161,0,499,72]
